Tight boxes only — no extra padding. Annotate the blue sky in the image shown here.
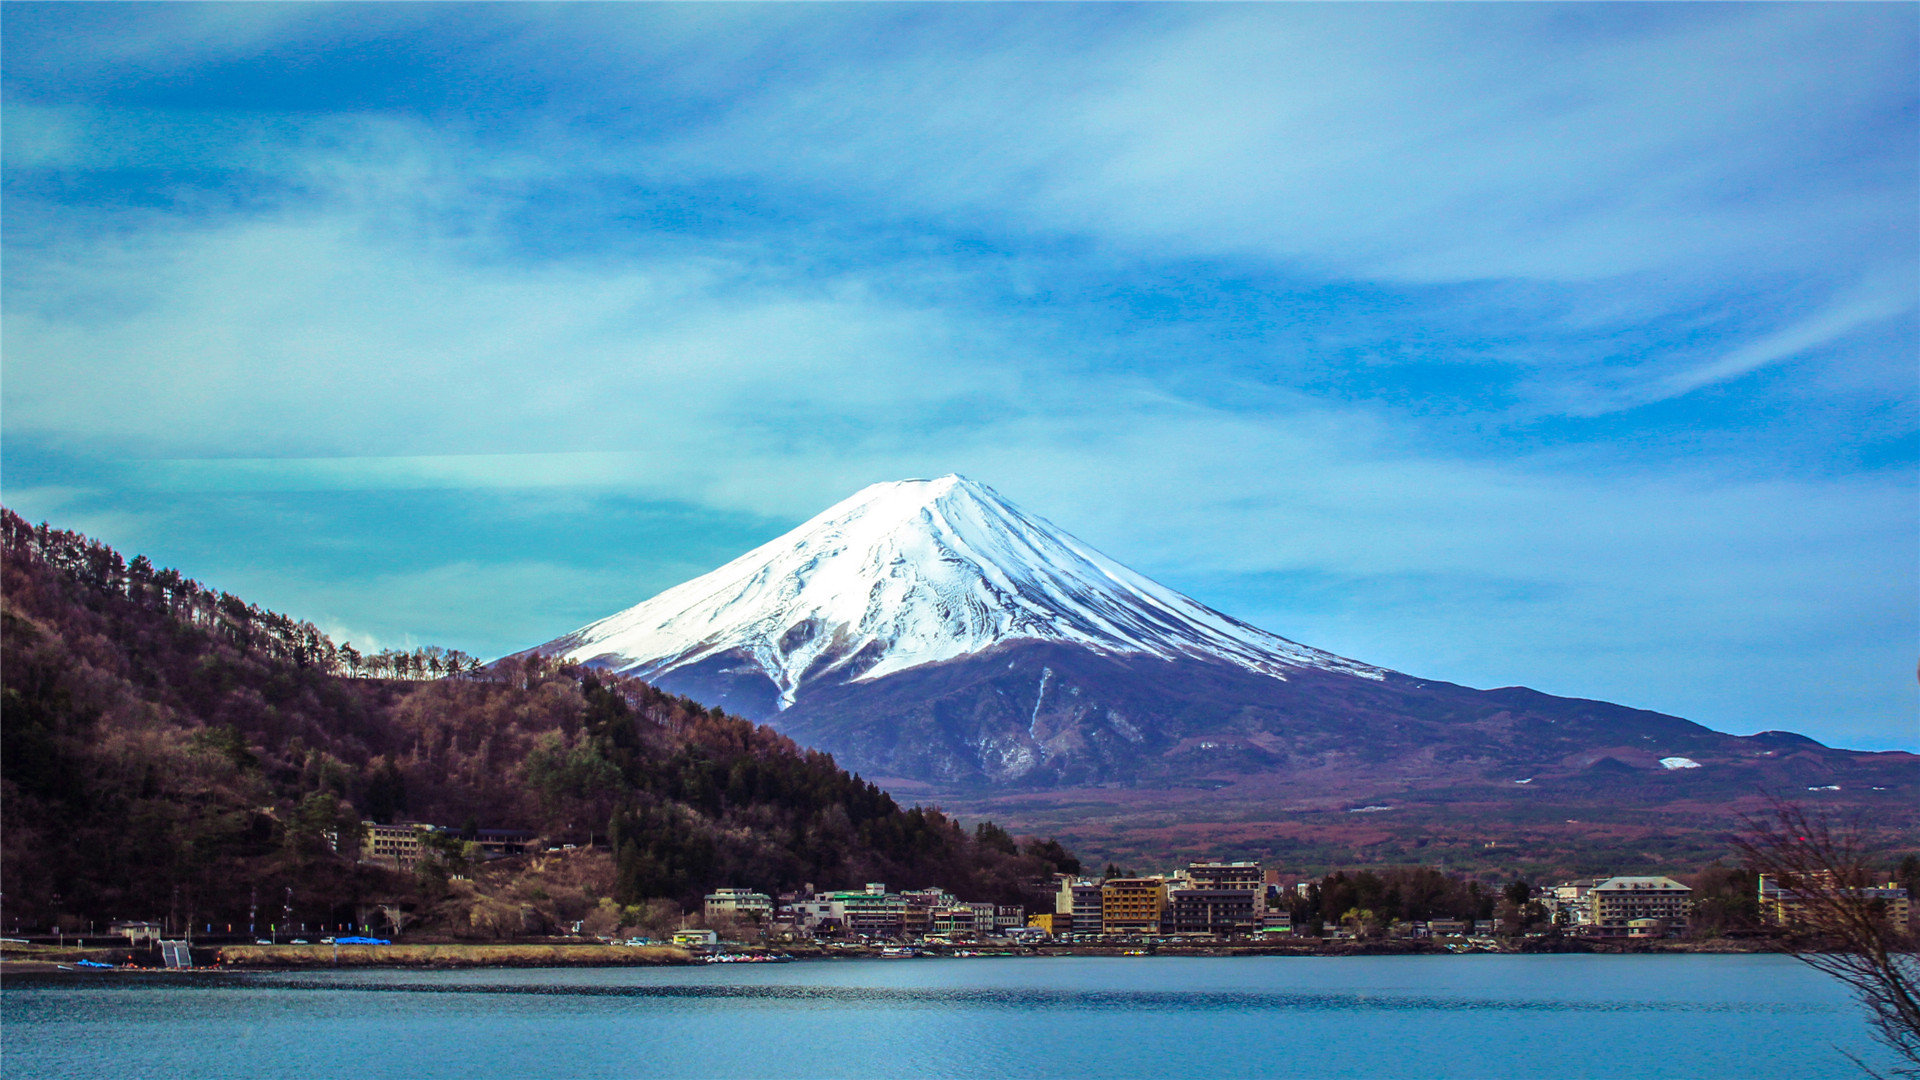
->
[3,3,1914,750]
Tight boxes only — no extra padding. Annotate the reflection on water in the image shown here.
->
[1,955,1892,1080]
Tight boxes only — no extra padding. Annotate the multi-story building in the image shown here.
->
[931,907,976,937]
[832,884,906,939]
[473,828,534,859]
[1545,878,1607,926]
[1071,881,1105,936]
[967,902,998,931]
[1102,878,1168,935]
[1166,887,1261,935]
[781,897,843,937]
[1585,876,1691,935]
[361,822,430,869]
[995,905,1026,932]
[1188,862,1264,892]
[1759,874,1911,928]
[703,888,774,924]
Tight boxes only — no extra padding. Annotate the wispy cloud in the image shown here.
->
[1656,278,1915,401]
[2,3,1912,749]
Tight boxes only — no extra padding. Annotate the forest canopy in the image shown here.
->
[0,509,1079,937]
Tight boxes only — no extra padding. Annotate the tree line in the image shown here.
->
[0,510,481,681]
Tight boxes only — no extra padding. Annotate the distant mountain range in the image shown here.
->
[531,476,1915,821]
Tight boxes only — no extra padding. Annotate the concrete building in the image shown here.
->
[1759,874,1911,928]
[1586,876,1691,935]
[703,888,774,924]
[1102,878,1168,935]
[1070,881,1105,935]
[361,822,430,869]
[932,907,976,937]
[830,883,906,939]
[1166,888,1261,935]
[1188,862,1264,892]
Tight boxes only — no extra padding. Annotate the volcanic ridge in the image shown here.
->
[531,475,1914,834]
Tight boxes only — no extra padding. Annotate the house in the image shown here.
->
[110,921,163,947]
[672,929,719,948]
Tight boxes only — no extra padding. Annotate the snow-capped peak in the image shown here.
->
[539,474,1386,707]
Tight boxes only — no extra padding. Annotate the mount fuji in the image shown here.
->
[530,476,1913,812]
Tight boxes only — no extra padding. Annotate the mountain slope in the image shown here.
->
[0,508,1080,934]
[541,474,1384,710]
[531,476,1916,818]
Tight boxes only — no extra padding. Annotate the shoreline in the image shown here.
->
[3,936,1786,974]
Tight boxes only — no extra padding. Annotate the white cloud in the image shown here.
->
[1657,278,1915,400]
[668,5,1913,287]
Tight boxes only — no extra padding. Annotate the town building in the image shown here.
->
[827,883,906,939]
[473,828,534,859]
[703,888,774,924]
[1166,888,1261,935]
[361,822,431,869]
[1546,878,1608,926]
[1187,861,1264,892]
[932,907,976,937]
[1101,878,1168,934]
[1759,874,1911,928]
[110,921,163,947]
[1585,876,1691,936]
[1070,881,1105,935]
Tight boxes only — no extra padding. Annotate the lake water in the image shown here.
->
[2,954,1895,1079]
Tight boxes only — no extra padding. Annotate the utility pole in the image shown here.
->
[249,886,258,941]
[280,886,292,945]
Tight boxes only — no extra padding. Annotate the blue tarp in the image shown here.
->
[333,937,391,945]
[74,959,113,968]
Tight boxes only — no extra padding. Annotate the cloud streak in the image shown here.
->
[1,4,1912,749]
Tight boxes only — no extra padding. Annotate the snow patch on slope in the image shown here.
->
[541,475,1387,707]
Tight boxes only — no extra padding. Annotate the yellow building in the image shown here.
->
[1101,878,1167,934]
[361,822,428,869]
[1027,913,1057,935]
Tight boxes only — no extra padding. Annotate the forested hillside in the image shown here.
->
[0,510,1078,937]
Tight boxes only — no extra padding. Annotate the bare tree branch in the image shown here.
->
[1736,799,1920,1076]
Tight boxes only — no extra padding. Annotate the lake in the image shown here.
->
[1,954,1894,1079]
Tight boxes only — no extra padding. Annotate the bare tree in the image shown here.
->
[1736,800,1919,1077]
